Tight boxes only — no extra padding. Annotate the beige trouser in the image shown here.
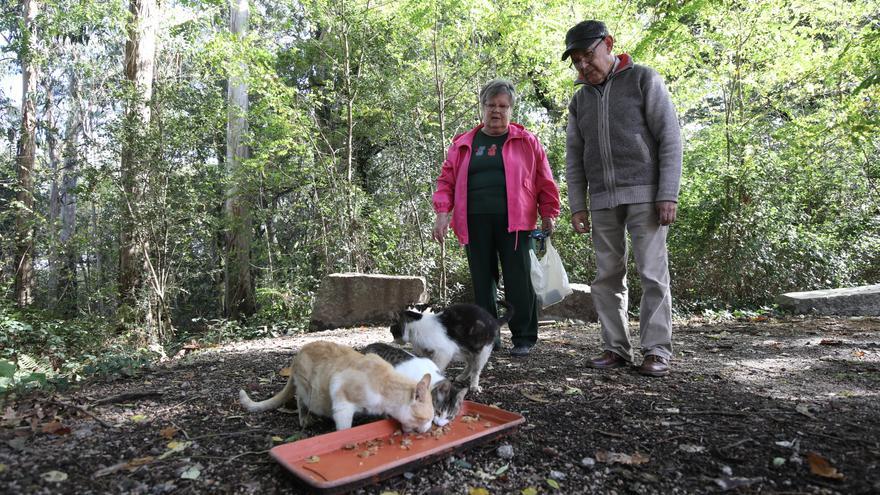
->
[590,202,673,362]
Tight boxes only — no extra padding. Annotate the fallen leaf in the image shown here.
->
[775,440,794,448]
[521,391,549,403]
[807,452,844,480]
[128,456,154,469]
[494,464,509,475]
[564,387,582,395]
[547,478,560,489]
[279,367,291,377]
[0,463,6,473]
[521,488,538,495]
[159,426,178,439]
[283,433,304,443]
[305,455,320,464]
[130,414,147,423]
[714,477,762,491]
[40,470,68,482]
[852,350,865,357]
[271,436,284,443]
[41,421,71,435]
[679,444,706,453]
[595,450,650,465]
[795,403,817,420]
[93,462,128,478]
[159,440,191,460]
[468,488,489,495]
[180,465,201,480]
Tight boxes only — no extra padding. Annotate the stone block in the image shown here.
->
[539,283,598,323]
[310,273,428,331]
[776,284,880,316]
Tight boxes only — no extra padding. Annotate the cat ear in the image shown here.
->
[414,373,431,402]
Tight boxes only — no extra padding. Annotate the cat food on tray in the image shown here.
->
[270,401,524,494]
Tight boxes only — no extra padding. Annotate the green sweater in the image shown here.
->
[467,130,508,214]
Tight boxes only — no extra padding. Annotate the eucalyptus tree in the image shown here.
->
[225,0,255,319]
[14,0,39,307]
[119,0,156,311]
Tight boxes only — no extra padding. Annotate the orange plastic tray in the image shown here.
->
[270,400,524,493]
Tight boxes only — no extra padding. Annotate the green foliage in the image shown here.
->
[1,0,879,391]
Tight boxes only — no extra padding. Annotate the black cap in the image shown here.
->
[561,20,608,60]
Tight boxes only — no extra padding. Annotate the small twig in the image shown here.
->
[227,449,270,463]
[170,420,190,440]
[49,399,116,428]
[721,438,754,450]
[186,429,272,442]
[647,409,747,418]
[92,390,164,406]
[593,429,626,439]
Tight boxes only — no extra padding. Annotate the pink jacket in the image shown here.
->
[433,123,561,245]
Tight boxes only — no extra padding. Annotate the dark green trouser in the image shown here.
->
[465,213,538,347]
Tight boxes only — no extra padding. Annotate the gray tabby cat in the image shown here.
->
[362,342,468,426]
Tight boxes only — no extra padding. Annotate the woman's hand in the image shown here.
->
[541,217,556,236]
[432,212,452,242]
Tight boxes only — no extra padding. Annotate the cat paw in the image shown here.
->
[470,385,482,393]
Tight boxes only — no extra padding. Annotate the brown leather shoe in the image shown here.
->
[639,355,670,377]
[588,350,629,369]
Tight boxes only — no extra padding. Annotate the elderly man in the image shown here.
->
[563,20,682,376]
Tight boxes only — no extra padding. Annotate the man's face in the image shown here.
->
[569,36,614,85]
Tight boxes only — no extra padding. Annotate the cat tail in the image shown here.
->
[238,375,296,412]
[496,299,515,325]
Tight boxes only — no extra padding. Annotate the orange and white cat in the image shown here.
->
[238,341,434,433]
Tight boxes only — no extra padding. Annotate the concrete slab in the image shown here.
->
[539,283,598,323]
[310,273,427,331]
[776,284,880,316]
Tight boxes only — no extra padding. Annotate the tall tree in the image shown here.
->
[119,0,156,308]
[14,0,39,307]
[224,0,255,318]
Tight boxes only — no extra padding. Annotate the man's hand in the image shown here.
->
[432,212,451,242]
[571,210,590,234]
[541,217,556,236]
[656,201,677,226]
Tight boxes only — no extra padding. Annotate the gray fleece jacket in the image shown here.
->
[566,54,682,213]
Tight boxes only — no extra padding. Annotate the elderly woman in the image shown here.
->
[432,79,561,357]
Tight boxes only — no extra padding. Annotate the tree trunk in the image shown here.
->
[14,0,39,308]
[119,0,156,307]
[58,69,82,317]
[224,0,255,319]
[46,79,61,302]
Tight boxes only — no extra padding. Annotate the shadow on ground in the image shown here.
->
[1,316,878,494]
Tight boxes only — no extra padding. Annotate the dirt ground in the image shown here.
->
[1,315,879,494]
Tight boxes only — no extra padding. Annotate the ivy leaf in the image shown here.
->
[547,478,560,489]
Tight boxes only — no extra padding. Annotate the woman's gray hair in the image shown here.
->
[479,79,517,108]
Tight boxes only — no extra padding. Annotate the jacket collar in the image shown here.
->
[573,53,633,86]
[451,122,527,149]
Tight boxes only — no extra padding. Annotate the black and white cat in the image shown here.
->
[361,342,468,426]
[390,301,513,393]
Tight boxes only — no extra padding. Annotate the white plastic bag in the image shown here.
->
[529,237,573,308]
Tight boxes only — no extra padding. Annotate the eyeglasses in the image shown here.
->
[569,36,606,68]
[484,103,511,112]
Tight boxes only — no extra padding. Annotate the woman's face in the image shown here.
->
[481,93,512,136]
